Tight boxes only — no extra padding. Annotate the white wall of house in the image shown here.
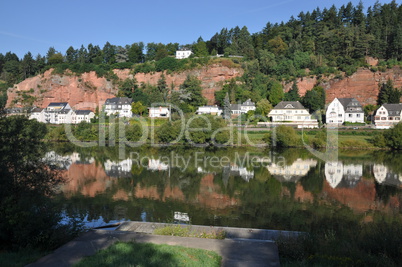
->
[269,108,312,122]
[148,107,170,118]
[104,104,132,118]
[175,50,192,59]
[374,105,402,129]
[196,106,222,116]
[29,111,44,122]
[326,98,345,124]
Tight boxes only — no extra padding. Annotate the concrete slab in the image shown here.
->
[27,224,283,267]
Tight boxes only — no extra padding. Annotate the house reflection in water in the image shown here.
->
[147,159,169,171]
[104,159,132,178]
[221,165,254,187]
[267,158,317,183]
[44,151,94,170]
[373,164,402,187]
[325,162,363,188]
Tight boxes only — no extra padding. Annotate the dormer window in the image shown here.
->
[284,104,294,108]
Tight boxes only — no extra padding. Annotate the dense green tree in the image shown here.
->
[20,52,35,79]
[256,98,273,116]
[267,80,284,106]
[284,80,300,101]
[157,74,169,103]
[128,42,145,63]
[46,47,57,63]
[179,75,207,108]
[378,79,401,105]
[131,101,146,116]
[65,46,78,64]
[102,42,116,64]
[223,92,231,120]
[302,86,326,112]
[0,116,82,250]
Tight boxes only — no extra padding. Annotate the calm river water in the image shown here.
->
[48,144,402,230]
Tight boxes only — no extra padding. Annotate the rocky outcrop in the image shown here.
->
[6,69,117,109]
[6,64,243,108]
[115,64,243,104]
[284,67,402,106]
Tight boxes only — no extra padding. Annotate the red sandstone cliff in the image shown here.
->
[284,67,402,106]
[6,64,243,108]
[7,64,402,109]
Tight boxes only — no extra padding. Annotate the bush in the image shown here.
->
[272,125,299,148]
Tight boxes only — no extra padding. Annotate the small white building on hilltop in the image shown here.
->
[326,98,364,125]
[104,97,133,118]
[373,103,402,129]
[175,48,193,59]
[148,106,170,118]
[195,105,222,116]
[265,101,319,128]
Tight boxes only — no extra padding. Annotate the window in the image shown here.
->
[338,114,342,117]
[356,114,360,117]
[348,114,352,117]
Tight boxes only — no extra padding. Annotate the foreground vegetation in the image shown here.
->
[0,116,83,265]
[74,242,222,267]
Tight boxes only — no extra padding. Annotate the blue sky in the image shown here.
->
[0,0,389,59]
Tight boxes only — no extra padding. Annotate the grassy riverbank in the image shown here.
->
[73,242,221,267]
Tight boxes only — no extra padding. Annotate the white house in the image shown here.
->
[241,99,256,113]
[373,103,402,129]
[104,97,133,118]
[29,108,44,121]
[195,105,223,116]
[72,110,95,124]
[148,106,170,118]
[175,48,192,59]
[57,109,73,124]
[266,101,319,128]
[326,98,364,125]
[230,99,256,115]
[43,102,72,124]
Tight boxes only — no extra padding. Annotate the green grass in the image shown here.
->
[153,225,226,239]
[74,241,222,267]
[0,248,47,267]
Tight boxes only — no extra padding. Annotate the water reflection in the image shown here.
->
[47,146,402,229]
[268,158,317,183]
[373,164,402,187]
[325,162,363,188]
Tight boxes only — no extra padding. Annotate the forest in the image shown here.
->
[0,1,402,111]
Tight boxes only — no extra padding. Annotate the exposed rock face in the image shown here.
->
[284,67,402,106]
[6,64,243,108]
[115,64,243,105]
[6,70,117,109]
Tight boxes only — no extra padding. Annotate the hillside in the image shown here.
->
[6,63,402,109]
[6,63,243,109]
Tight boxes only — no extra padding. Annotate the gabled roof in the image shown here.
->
[75,110,93,115]
[382,103,402,116]
[58,109,71,114]
[242,99,255,106]
[31,108,43,113]
[337,98,363,113]
[230,104,242,111]
[273,101,305,110]
[105,97,133,105]
[47,102,69,107]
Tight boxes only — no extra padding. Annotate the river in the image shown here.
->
[46,144,402,231]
